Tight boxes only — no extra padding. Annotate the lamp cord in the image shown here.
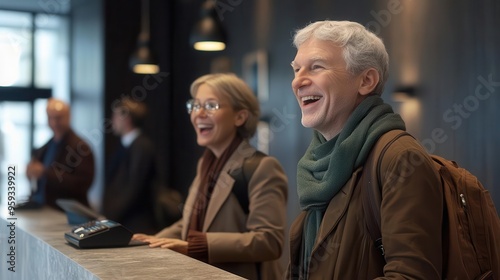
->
[140,0,150,41]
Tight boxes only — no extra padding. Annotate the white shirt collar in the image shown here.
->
[121,128,141,148]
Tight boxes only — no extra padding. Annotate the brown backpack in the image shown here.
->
[362,130,500,280]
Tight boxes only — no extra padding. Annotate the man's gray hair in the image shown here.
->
[293,20,389,95]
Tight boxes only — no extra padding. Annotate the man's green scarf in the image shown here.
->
[297,95,406,275]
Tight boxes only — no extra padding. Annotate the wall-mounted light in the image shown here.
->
[392,86,416,102]
[190,0,227,51]
[129,0,159,74]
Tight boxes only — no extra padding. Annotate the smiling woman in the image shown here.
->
[132,73,288,280]
[189,83,247,157]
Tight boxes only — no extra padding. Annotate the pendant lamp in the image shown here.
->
[190,0,227,51]
[130,0,160,74]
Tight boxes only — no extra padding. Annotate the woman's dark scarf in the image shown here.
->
[297,95,406,276]
[190,135,243,231]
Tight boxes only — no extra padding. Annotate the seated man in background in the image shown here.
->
[26,98,95,209]
[102,97,159,234]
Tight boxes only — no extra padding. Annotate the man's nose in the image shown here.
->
[292,71,311,92]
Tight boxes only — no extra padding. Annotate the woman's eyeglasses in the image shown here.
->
[186,99,220,114]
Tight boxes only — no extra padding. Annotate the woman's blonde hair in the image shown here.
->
[190,73,260,139]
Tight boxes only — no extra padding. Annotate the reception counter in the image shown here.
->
[0,207,244,280]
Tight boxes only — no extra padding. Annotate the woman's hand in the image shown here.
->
[131,233,154,241]
[148,238,188,255]
[133,234,189,255]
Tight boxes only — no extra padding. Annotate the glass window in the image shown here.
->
[34,14,69,94]
[0,11,33,87]
[0,10,69,206]
[0,101,32,203]
[33,98,51,148]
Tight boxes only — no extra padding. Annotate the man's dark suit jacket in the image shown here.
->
[32,129,95,209]
[102,134,158,234]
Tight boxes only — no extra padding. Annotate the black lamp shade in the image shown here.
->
[129,0,159,74]
[190,2,227,51]
[130,40,159,74]
[392,86,416,102]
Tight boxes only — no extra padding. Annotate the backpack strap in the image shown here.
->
[361,130,411,256]
[229,151,267,215]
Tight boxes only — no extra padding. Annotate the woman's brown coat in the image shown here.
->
[157,141,288,280]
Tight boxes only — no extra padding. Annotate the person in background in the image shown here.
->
[133,73,288,280]
[26,98,95,209]
[101,97,159,234]
[287,20,443,279]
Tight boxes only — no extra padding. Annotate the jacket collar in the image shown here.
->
[314,166,363,252]
[203,140,256,231]
[182,140,256,237]
[287,166,363,273]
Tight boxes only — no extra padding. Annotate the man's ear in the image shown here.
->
[358,68,380,96]
[235,110,249,127]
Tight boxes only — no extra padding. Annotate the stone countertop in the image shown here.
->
[0,207,244,280]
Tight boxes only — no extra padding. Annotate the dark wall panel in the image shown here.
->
[71,0,105,210]
[379,0,500,211]
[104,0,175,196]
